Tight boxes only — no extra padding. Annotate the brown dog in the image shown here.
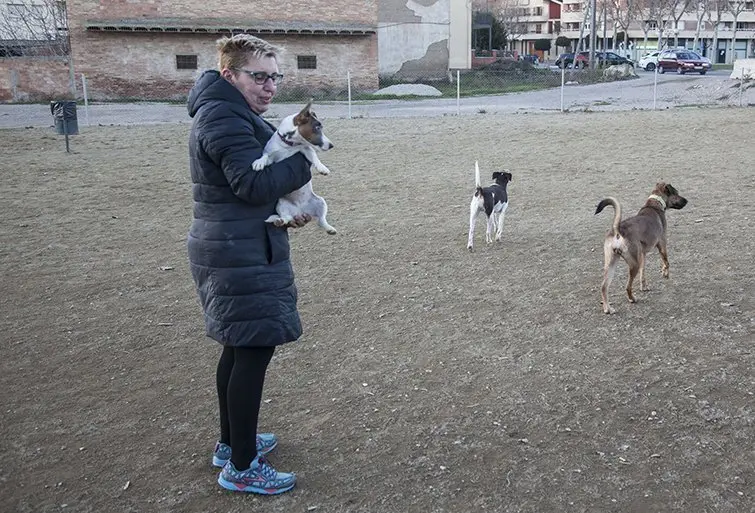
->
[595,183,688,314]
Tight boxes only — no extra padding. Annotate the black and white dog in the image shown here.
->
[252,101,337,234]
[467,161,512,251]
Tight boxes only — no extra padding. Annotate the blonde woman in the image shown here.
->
[187,34,311,495]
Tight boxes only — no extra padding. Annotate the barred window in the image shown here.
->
[176,55,198,70]
[297,55,317,69]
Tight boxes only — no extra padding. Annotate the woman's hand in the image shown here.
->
[286,214,311,228]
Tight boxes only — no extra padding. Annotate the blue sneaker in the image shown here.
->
[212,433,279,468]
[217,456,296,495]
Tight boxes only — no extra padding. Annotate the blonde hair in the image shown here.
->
[216,34,282,70]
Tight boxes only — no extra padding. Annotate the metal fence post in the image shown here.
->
[653,65,658,110]
[456,70,460,116]
[560,65,565,112]
[347,70,352,120]
[81,74,90,126]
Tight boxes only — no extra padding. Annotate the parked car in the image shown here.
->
[638,50,661,71]
[656,49,711,74]
[575,51,634,68]
[555,53,574,68]
[520,54,539,65]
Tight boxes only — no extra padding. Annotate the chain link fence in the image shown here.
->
[2,62,751,129]
[267,59,753,118]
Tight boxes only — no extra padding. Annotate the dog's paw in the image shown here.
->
[467,245,474,252]
[312,163,331,175]
[603,305,615,314]
[661,268,669,279]
[252,156,268,171]
[265,215,284,226]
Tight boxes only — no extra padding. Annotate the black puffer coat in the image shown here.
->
[187,70,312,347]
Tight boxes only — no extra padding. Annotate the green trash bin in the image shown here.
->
[50,101,79,135]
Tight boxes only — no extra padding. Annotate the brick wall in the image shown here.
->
[67,32,376,100]
[0,1,378,102]
[0,58,72,102]
[67,0,376,26]
[60,0,378,100]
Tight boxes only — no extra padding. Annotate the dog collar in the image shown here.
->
[647,194,667,210]
[277,131,295,147]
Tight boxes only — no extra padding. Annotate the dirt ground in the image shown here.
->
[1,107,753,513]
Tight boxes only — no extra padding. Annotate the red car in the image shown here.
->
[656,49,711,75]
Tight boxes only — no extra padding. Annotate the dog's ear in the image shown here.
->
[664,183,679,196]
[492,172,501,180]
[504,172,512,182]
[294,100,313,126]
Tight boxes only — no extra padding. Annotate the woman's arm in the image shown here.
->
[202,113,312,205]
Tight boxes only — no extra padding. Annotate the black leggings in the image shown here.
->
[216,345,275,470]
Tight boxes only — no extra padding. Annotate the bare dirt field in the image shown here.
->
[1,107,754,513]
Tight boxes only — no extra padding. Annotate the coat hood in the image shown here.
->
[187,70,247,118]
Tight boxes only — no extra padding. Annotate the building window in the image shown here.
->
[534,6,543,15]
[176,55,198,70]
[297,55,317,69]
[535,23,542,33]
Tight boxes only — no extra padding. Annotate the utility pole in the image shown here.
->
[589,0,597,68]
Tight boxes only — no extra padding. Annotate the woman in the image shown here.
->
[187,34,311,495]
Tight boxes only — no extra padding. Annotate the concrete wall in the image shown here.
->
[378,0,451,79]
[449,0,472,70]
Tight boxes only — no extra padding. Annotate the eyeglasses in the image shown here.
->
[233,68,283,86]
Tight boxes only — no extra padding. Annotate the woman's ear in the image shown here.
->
[220,68,234,81]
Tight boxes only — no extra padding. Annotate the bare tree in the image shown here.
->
[0,1,73,96]
[669,0,694,47]
[610,0,641,51]
[726,0,749,63]
[652,0,682,49]
[691,0,710,54]
[0,0,69,57]
[706,0,725,63]
[495,0,530,51]
[636,0,664,51]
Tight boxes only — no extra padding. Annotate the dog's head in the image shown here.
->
[492,171,512,186]
[653,182,688,210]
[285,99,333,151]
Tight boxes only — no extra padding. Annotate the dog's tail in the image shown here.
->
[474,161,483,195]
[595,197,622,236]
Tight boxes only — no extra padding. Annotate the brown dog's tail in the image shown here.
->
[595,197,622,236]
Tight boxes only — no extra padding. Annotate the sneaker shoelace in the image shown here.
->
[256,456,278,481]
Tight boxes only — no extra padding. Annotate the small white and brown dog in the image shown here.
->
[252,100,337,234]
[467,161,512,251]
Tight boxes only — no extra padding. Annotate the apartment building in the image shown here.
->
[473,0,755,62]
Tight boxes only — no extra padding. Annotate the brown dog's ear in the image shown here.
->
[294,100,313,126]
[664,183,679,196]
